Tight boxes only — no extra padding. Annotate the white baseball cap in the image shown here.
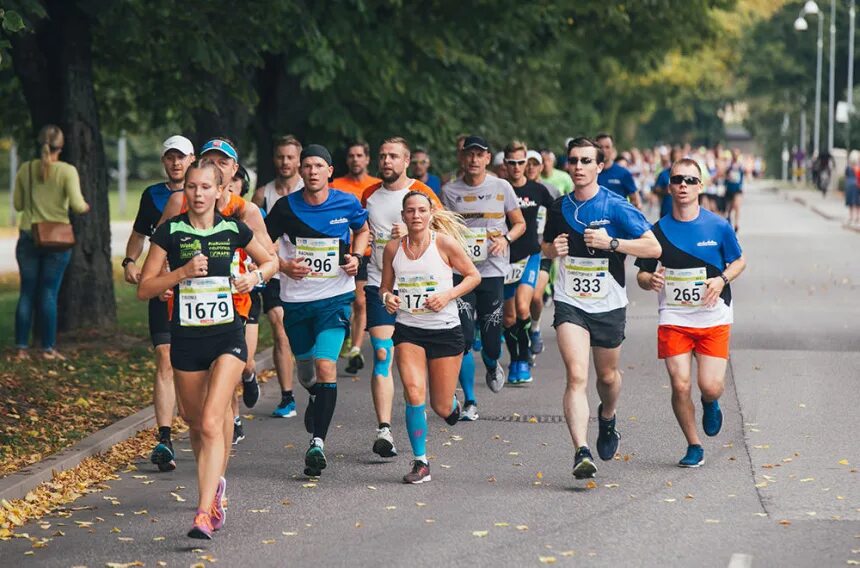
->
[526,150,543,165]
[493,151,505,166]
[162,135,194,157]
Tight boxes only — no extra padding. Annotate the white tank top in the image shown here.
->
[263,178,304,214]
[392,232,459,329]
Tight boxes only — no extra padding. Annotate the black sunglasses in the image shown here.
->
[669,175,701,185]
[567,157,595,165]
[504,159,526,166]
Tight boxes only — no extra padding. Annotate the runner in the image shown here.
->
[265,144,370,477]
[502,141,554,384]
[379,191,480,483]
[252,135,305,419]
[409,147,442,195]
[123,135,195,471]
[724,148,744,233]
[138,160,277,539]
[331,140,381,375]
[441,135,526,420]
[635,158,746,467]
[542,137,660,479]
[361,137,441,458]
[540,148,573,195]
[595,133,642,209]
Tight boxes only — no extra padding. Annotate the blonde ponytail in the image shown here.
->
[37,125,64,182]
[429,207,470,248]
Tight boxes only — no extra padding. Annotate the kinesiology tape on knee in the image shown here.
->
[296,357,316,390]
[370,336,394,377]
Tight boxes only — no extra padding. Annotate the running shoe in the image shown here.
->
[345,351,365,375]
[304,438,327,477]
[507,362,522,385]
[485,364,506,393]
[459,403,479,422]
[516,361,533,384]
[596,403,620,461]
[210,476,226,530]
[232,420,245,445]
[304,396,315,434]
[372,426,398,458]
[702,398,723,437]
[150,440,176,472]
[403,460,431,484]
[530,330,544,354]
[187,511,214,540]
[573,446,597,479]
[678,444,705,468]
[241,371,260,408]
[272,398,297,418]
[445,399,461,425]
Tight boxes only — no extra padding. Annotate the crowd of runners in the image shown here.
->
[123,132,747,539]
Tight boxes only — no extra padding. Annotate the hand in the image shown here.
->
[390,223,406,239]
[583,227,611,250]
[424,291,451,312]
[283,258,311,280]
[383,291,400,314]
[648,267,666,292]
[159,288,174,302]
[182,254,208,278]
[232,273,258,294]
[551,234,569,258]
[342,254,360,276]
[124,262,141,284]
[702,276,725,308]
[488,235,508,256]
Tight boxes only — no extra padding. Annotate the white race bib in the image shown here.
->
[296,237,340,278]
[505,258,528,285]
[563,257,609,300]
[396,274,439,315]
[537,207,547,237]
[464,228,488,263]
[665,267,707,308]
[178,277,234,327]
[372,229,391,268]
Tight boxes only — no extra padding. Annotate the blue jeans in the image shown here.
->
[15,231,72,350]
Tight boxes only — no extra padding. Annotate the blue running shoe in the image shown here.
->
[573,446,597,479]
[596,403,620,461]
[702,398,723,437]
[678,444,704,467]
[530,330,544,354]
[272,399,297,418]
[507,362,521,385]
[517,361,533,384]
[150,440,176,472]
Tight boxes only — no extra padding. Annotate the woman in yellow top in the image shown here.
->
[13,125,90,360]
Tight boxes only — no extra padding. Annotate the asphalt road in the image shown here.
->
[2,183,859,567]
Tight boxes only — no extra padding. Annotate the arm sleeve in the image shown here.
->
[150,221,171,251]
[721,222,743,264]
[440,184,453,209]
[265,199,286,241]
[132,191,155,236]
[65,166,88,214]
[542,198,564,243]
[540,186,555,209]
[349,195,369,230]
[616,203,652,239]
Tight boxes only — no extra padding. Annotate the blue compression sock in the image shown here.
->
[405,403,428,458]
[459,351,476,403]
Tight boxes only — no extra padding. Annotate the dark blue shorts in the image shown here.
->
[364,285,396,329]
[283,292,353,361]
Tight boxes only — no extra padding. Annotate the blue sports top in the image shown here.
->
[265,188,368,303]
[597,163,637,198]
[636,208,742,327]
[133,182,182,237]
[543,186,651,313]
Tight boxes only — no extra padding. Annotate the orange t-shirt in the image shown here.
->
[174,192,251,319]
[331,174,382,200]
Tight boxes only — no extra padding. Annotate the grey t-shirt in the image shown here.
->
[441,174,520,278]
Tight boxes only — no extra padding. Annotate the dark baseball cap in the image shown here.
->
[462,136,489,151]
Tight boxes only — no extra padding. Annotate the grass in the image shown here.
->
[0,259,273,477]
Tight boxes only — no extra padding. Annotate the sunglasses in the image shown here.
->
[504,159,526,166]
[411,159,429,165]
[669,175,701,185]
[567,157,595,166]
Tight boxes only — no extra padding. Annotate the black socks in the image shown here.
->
[312,383,338,440]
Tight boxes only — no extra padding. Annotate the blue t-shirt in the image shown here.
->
[655,167,673,218]
[424,174,442,195]
[598,163,637,198]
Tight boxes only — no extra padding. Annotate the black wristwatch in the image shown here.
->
[504,234,512,244]
[121,257,135,268]
[720,274,730,286]
[609,238,620,252]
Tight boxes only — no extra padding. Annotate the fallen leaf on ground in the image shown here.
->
[472,530,488,537]
[261,539,276,544]
[779,520,792,526]
[170,492,185,502]
[604,483,619,488]
[585,480,597,489]
[516,525,529,531]
[839,459,850,465]
[538,556,557,564]
[561,551,575,557]
[494,522,509,527]
[282,531,297,536]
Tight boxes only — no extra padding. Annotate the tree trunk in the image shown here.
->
[11,0,116,331]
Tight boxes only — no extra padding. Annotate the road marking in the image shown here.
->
[728,553,753,568]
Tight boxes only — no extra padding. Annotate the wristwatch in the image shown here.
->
[256,270,264,284]
[121,257,135,268]
[504,234,512,244]
[719,274,730,286]
[609,238,620,252]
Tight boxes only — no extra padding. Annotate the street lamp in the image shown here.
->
[795,1,823,159]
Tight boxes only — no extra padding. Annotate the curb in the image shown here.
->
[0,347,274,503]
[775,186,860,232]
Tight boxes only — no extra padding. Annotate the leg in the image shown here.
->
[592,346,622,419]
[174,370,208,461]
[153,345,176,430]
[556,323,592,449]
[514,282,533,362]
[351,279,367,351]
[397,343,429,454]
[665,352,700,446]
[14,234,40,351]
[243,322,259,378]
[477,278,504,363]
[427,355,462,419]
[731,193,743,230]
[696,353,727,403]
[455,278,477,404]
[502,296,518,362]
[369,325,395,426]
[268,307,296,414]
[35,248,72,352]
